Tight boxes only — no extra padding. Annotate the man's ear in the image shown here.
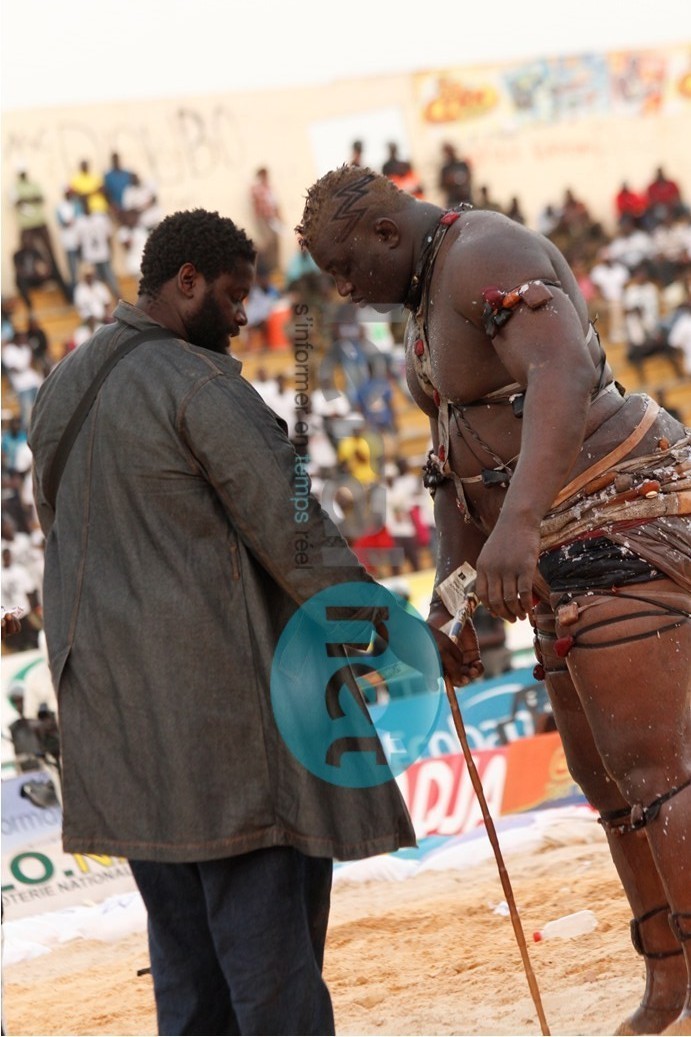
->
[178,262,200,297]
[373,217,400,248]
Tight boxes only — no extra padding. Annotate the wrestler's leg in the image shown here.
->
[534,599,687,1036]
[551,579,691,1034]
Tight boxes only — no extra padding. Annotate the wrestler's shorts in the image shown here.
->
[538,535,658,594]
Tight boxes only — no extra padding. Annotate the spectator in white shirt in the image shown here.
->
[624,264,660,336]
[116,219,149,277]
[607,215,654,274]
[55,187,83,300]
[114,174,161,279]
[652,210,691,287]
[249,367,279,405]
[311,376,353,445]
[669,304,691,375]
[121,173,162,232]
[589,246,630,344]
[73,265,114,324]
[1,515,43,605]
[623,263,668,377]
[384,458,422,574]
[2,332,43,429]
[74,207,120,296]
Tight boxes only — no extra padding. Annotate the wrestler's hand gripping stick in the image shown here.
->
[435,562,479,641]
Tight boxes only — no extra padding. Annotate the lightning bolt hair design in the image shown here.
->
[330,173,376,242]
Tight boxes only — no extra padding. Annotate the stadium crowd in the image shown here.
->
[3,142,691,679]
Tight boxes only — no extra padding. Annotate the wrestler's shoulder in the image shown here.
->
[458,207,540,240]
[451,209,552,274]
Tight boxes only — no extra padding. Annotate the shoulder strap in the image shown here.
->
[44,326,172,512]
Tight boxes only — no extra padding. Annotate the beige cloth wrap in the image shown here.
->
[539,405,691,594]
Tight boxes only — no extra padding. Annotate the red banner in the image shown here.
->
[397,731,580,838]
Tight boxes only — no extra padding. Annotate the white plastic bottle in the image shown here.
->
[533,909,597,942]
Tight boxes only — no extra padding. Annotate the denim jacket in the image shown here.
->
[29,302,416,863]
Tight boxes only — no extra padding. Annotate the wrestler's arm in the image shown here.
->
[405,347,485,682]
[450,230,595,622]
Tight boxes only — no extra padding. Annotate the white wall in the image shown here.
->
[2,44,690,287]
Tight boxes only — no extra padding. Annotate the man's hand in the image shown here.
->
[430,624,484,688]
[475,518,540,622]
[427,601,484,687]
[1,606,23,640]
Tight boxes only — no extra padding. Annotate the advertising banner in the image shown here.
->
[1,643,572,920]
[397,731,581,839]
[1,773,135,920]
[373,664,551,761]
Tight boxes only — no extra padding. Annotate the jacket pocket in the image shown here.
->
[229,538,241,580]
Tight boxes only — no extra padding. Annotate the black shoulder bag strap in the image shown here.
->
[43,326,172,512]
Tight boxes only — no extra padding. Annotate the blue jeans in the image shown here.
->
[128,847,335,1036]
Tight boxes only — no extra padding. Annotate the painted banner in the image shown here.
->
[2,731,578,920]
[1,642,568,920]
[415,45,691,129]
[397,731,580,839]
[1,772,136,920]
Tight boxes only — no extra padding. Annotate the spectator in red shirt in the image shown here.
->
[645,166,685,227]
[615,181,647,227]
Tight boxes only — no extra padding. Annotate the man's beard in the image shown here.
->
[185,290,232,354]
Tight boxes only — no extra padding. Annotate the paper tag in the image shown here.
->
[436,562,477,616]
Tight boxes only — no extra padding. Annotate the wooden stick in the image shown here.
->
[444,675,551,1036]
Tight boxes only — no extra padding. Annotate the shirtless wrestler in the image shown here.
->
[297,166,691,1037]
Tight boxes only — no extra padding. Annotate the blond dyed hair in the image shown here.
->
[296,164,409,251]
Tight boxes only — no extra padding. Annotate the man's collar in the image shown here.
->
[111,301,243,372]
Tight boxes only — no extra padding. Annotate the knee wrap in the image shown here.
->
[598,804,639,836]
[630,905,684,959]
[599,776,691,835]
[669,913,691,943]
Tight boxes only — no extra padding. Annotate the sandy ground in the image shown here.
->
[3,822,649,1037]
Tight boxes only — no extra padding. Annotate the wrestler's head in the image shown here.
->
[296,165,419,309]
